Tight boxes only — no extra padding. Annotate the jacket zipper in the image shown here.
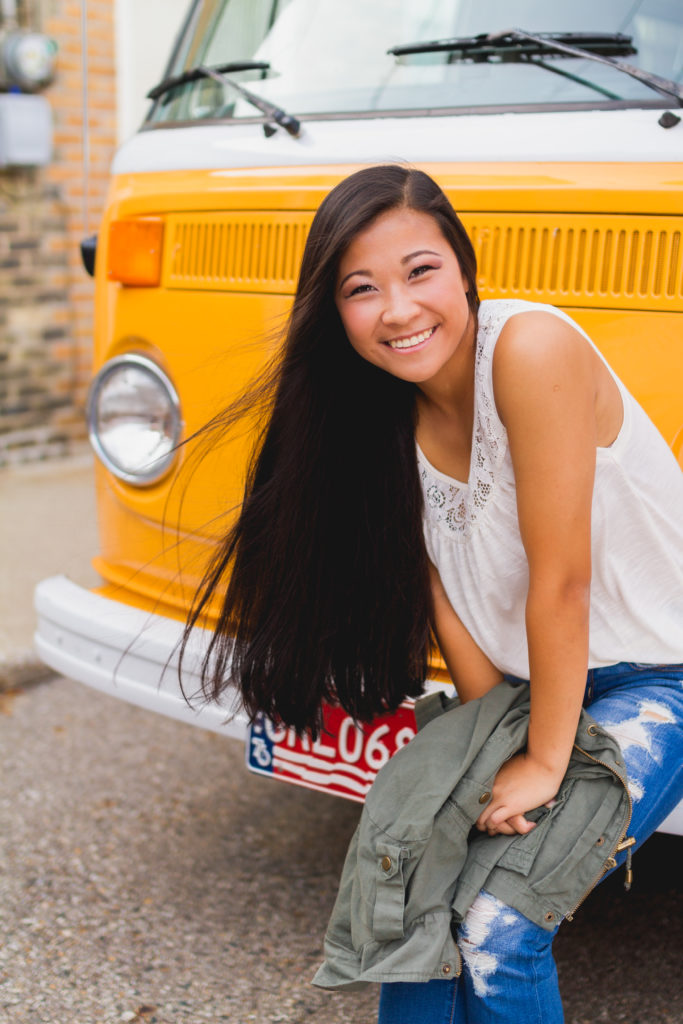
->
[564,741,633,922]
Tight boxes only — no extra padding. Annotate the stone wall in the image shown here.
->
[0,0,117,465]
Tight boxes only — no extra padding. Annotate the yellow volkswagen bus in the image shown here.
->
[35,0,683,827]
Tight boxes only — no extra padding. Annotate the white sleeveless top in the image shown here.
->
[418,299,683,677]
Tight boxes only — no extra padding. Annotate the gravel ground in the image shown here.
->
[1,677,681,1024]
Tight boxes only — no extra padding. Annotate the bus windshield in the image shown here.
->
[146,0,683,125]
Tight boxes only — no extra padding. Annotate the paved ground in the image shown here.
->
[1,675,682,1024]
[0,453,99,687]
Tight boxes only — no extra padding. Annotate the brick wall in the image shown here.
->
[0,0,117,465]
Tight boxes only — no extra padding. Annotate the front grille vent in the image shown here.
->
[165,212,313,293]
[164,211,683,311]
[461,213,683,310]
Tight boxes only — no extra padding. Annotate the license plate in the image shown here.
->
[246,702,417,802]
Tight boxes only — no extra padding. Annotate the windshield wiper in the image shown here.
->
[197,64,301,138]
[147,61,271,102]
[388,29,683,108]
[389,31,635,61]
[146,61,301,138]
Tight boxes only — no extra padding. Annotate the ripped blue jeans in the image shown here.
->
[378,662,683,1024]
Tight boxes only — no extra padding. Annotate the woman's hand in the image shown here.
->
[475,752,564,836]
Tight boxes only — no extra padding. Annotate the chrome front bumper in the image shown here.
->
[33,575,248,739]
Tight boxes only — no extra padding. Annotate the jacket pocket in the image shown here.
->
[527,780,625,895]
[372,841,409,941]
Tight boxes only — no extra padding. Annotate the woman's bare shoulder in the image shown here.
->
[493,310,594,381]
[491,310,596,426]
[495,308,590,355]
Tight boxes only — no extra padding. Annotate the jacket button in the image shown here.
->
[441,963,452,976]
[380,856,392,872]
[479,791,491,804]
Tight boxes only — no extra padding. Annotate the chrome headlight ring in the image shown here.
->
[86,353,183,486]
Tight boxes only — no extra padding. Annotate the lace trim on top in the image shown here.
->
[417,301,517,538]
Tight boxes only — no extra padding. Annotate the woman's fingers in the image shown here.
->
[487,820,516,836]
[477,806,537,836]
[505,813,536,834]
[476,802,512,830]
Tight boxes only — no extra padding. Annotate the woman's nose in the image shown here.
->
[382,292,419,327]
[381,286,420,326]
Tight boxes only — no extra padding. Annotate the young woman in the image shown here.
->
[183,166,683,1022]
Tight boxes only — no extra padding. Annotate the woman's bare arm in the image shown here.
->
[476,311,598,836]
[429,561,504,701]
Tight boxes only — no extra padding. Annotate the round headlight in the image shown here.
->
[87,354,182,485]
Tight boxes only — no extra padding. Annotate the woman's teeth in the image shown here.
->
[387,327,435,350]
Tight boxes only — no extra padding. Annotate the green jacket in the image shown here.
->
[313,681,632,990]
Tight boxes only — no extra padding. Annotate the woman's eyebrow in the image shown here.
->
[338,268,371,290]
[401,249,441,264]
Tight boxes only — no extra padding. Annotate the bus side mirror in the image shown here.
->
[80,234,97,277]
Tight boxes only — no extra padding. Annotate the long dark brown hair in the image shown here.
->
[180,165,479,735]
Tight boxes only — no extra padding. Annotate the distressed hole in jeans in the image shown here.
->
[458,891,516,997]
[601,699,676,755]
[599,699,677,803]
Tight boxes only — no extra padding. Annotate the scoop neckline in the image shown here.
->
[416,441,470,489]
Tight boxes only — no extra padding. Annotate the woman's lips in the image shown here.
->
[386,325,437,351]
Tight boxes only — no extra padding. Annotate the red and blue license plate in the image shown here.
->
[246,702,417,802]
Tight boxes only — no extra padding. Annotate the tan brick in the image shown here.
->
[2,0,115,461]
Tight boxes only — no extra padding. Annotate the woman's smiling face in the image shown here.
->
[335,206,474,386]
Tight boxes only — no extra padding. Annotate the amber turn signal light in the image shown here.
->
[107,218,164,286]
